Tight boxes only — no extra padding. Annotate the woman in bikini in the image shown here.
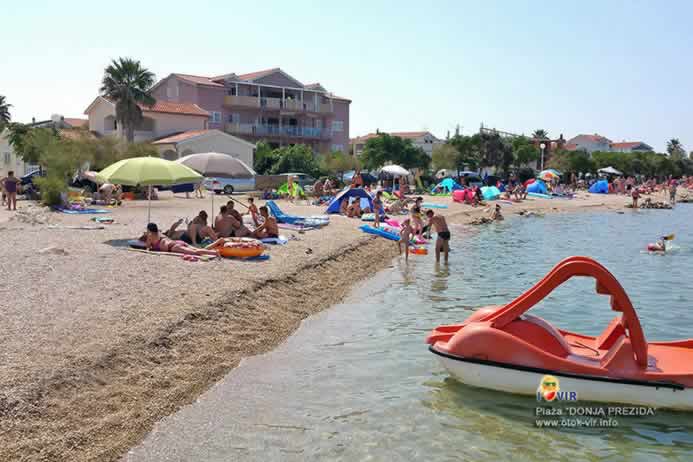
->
[145,223,219,256]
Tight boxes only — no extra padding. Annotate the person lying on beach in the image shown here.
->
[398,218,413,261]
[491,204,504,221]
[339,198,349,215]
[252,206,279,239]
[145,223,219,256]
[426,210,450,263]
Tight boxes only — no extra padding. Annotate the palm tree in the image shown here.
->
[100,58,155,143]
[667,138,685,160]
[0,95,12,129]
[532,129,549,140]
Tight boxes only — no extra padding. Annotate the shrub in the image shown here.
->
[34,175,67,206]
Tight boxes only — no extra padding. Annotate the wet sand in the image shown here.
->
[0,191,628,461]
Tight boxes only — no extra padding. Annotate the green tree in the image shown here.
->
[7,124,58,165]
[667,138,685,161]
[0,95,11,129]
[269,144,322,177]
[360,133,430,171]
[449,134,481,171]
[321,150,359,181]
[532,129,549,140]
[253,141,277,174]
[431,143,457,171]
[511,136,540,167]
[100,57,156,143]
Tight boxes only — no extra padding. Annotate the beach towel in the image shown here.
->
[261,236,288,245]
[278,223,317,231]
[422,203,448,209]
[55,207,110,214]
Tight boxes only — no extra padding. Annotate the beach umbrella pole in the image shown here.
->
[147,185,152,224]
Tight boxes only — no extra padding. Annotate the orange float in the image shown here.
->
[218,238,264,259]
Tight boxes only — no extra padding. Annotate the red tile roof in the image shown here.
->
[391,131,431,139]
[610,142,646,149]
[236,67,281,81]
[351,131,435,143]
[173,73,224,87]
[63,118,88,128]
[564,143,579,151]
[152,129,211,144]
[570,134,612,143]
[140,101,209,117]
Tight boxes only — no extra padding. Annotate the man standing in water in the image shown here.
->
[425,210,450,263]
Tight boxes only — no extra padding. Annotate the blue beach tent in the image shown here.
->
[431,178,463,194]
[526,180,548,194]
[589,179,609,194]
[326,187,374,214]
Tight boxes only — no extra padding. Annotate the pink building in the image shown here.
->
[151,68,350,154]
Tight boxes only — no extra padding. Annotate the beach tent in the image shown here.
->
[526,180,548,194]
[326,187,374,214]
[481,186,501,200]
[277,182,305,198]
[589,179,609,194]
[431,178,463,194]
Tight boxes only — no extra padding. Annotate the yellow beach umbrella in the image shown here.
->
[97,156,203,223]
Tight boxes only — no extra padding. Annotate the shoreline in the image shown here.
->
[0,192,629,461]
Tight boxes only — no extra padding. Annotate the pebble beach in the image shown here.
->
[0,191,628,461]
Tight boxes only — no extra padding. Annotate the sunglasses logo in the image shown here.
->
[536,375,578,402]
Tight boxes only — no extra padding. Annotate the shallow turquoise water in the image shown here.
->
[128,205,693,462]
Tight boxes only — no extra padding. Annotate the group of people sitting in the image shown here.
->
[140,198,279,256]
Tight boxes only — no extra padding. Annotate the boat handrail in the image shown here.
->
[484,256,649,368]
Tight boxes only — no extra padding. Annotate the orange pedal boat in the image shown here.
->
[427,256,693,410]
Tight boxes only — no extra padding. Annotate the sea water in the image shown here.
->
[127,205,693,462]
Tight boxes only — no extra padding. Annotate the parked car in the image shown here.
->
[280,172,316,192]
[20,169,45,186]
[203,177,256,195]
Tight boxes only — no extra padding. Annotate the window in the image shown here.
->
[331,144,344,152]
[331,120,344,132]
[227,87,237,96]
[228,113,240,123]
[209,111,222,123]
[3,152,10,165]
[166,83,179,98]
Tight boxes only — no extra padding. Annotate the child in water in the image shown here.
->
[398,218,413,261]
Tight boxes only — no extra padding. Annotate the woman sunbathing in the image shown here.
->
[145,223,219,256]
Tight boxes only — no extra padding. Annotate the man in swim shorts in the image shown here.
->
[426,210,450,263]
[252,206,279,239]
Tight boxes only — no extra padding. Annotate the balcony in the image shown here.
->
[225,123,331,139]
[224,95,333,113]
[224,95,259,107]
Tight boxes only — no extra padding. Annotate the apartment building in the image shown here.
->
[150,68,350,154]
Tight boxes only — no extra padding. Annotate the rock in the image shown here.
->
[38,246,69,255]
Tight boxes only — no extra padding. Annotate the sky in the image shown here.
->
[2,0,692,152]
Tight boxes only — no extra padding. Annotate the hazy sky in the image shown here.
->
[2,0,691,152]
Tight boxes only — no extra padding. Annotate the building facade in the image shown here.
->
[566,134,653,154]
[84,97,209,142]
[609,141,653,153]
[150,68,350,155]
[350,131,442,157]
[152,129,255,167]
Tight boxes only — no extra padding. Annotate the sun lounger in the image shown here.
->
[266,200,329,227]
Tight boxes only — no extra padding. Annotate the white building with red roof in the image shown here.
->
[566,134,653,154]
[84,96,210,143]
[350,130,442,156]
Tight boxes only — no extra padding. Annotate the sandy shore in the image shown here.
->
[0,190,628,461]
